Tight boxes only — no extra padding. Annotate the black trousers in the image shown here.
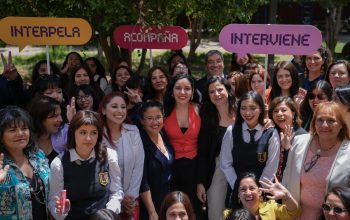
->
[173,157,208,220]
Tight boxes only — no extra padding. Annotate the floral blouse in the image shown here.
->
[0,149,50,220]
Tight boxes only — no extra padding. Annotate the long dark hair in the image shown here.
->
[302,47,331,77]
[144,66,169,101]
[319,187,350,220]
[163,74,199,117]
[235,91,265,126]
[31,60,60,83]
[27,95,62,138]
[66,110,106,162]
[270,61,299,101]
[300,80,332,129]
[335,85,350,111]
[61,51,83,71]
[84,57,107,79]
[200,76,236,134]
[0,106,37,155]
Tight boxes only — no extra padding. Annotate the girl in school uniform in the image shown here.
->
[220,91,280,209]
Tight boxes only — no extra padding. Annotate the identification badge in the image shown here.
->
[258,152,267,163]
[99,172,109,186]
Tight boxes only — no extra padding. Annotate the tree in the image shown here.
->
[319,0,349,55]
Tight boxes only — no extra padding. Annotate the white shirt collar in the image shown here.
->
[242,122,263,131]
[69,148,96,162]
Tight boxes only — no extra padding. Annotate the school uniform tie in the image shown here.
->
[248,129,257,143]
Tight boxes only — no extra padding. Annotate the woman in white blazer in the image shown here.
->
[100,91,144,219]
[282,101,350,220]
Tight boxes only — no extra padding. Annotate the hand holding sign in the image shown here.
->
[1,51,18,81]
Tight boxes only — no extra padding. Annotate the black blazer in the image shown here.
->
[197,122,227,190]
[139,128,174,218]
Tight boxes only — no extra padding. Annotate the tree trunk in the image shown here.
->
[98,33,120,74]
[325,6,343,56]
[136,49,148,75]
[187,17,204,64]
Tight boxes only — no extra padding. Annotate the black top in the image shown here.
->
[197,122,228,190]
[27,174,47,220]
[60,151,110,220]
[47,149,58,166]
[139,129,175,220]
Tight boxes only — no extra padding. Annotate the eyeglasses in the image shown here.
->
[77,95,92,102]
[315,118,338,126]
[304,149,320,172]
[144,116,163,123]
[309,93,327,100]
[39,74,60,81]
[322,203,348,215]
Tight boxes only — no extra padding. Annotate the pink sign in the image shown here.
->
[113,25,188,51]
[219,24,322,59]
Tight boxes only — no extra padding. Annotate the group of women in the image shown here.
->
[0,46,350,220]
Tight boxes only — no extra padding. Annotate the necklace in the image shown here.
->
[318,137,339,152]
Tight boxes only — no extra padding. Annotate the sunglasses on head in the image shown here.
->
[39,74,60,81]
[322,203,348,215]
[308,93,326,100]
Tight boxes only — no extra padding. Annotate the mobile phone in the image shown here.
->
[60,190,67,214]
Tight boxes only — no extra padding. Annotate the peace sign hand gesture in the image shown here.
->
[0,153,10,183]
[1,51,18,81]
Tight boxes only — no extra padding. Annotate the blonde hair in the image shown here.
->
[310,101,350,140]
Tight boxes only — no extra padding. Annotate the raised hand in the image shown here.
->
[294,88,306,107]
[0,153,10,182]
[124,87,142,104]
[259,176,290,201]
[1,51,18,81]
[66,97,76,123]
[280,124,293,150]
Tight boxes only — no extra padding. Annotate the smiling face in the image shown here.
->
[206,53,224,77]
[74,124,98,157]
[308,88,329,111]
[115,68,131,89]
[76,91,93,110]
[43,88,63,103]
[323,193,350,220]
[272,102,294,130]
[173,78,193,105]
[238,177,261,213]
[151,69,168,91]
[276,68,292,92]
[236,54,249,65]
[306,52,324,73]
[103,96,127,126]
[240,99,261,129]
[68,53,81,68]
[251,74,264,95]
[141,106,164,136]
[2,122,30,152]
[329,63,350,88]
[208,81,229,107]
[43,107,63,134]
[315,109,343,140]
[166,202,189,220]
[75,68,90,86]
[173,63,189,77]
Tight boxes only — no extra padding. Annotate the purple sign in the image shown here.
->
[219,24,322,59]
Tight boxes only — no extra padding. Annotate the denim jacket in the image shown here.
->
[0,149,50,220]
